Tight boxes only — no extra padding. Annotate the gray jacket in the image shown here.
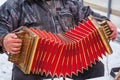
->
[0,0,108,52]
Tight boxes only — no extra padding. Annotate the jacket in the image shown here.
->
[0,0,108,52]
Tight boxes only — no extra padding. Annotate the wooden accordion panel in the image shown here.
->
[8,16,112,78]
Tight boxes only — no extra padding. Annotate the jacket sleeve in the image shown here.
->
[68,0,109,22]
[80,5,110,21]
[0,0,21,53]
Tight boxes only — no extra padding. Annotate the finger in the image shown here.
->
[12,42,22,47]
[9,33,18,39]
[10,51,21,55]
[4,35,22,43]
[11,47,21,52]
[110,32,115,38]
[110,32,118,41]
[10,43,22,52]
[10,38,22,43]
[6,47,21,55]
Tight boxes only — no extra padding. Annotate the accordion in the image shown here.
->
[8,16,112,78]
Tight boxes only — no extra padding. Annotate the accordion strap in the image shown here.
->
[12,26,24,33]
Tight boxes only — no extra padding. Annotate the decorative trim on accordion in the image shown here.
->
[8,15,112,78]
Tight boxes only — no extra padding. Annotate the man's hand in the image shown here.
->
[3,33,22,55]
[107,21,118,41]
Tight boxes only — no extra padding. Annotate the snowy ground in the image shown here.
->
[0,54,12,80]
[0,33,120,80]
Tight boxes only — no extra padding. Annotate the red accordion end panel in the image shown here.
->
[8,15,113,78]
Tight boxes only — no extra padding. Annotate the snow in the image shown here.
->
[0,54,12,80]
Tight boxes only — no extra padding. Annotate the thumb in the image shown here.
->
[9,33,18,39]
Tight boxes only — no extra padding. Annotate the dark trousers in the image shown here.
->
[11,61,104,80]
